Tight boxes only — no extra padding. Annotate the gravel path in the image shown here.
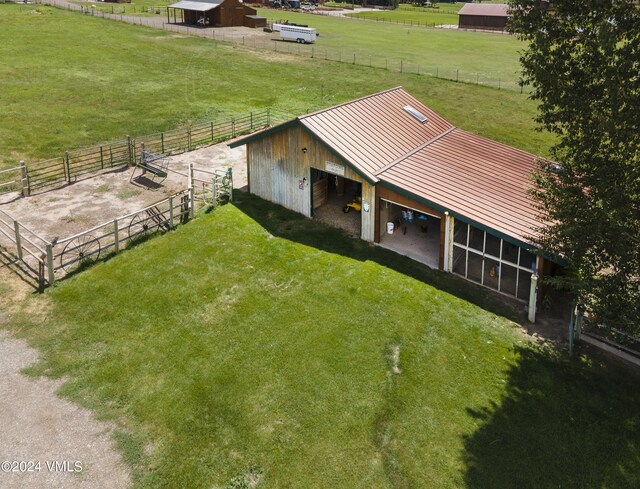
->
[0,331,130,489]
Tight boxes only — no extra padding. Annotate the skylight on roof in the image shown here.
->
[403,105,428,123]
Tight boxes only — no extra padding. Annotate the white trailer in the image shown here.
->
[273,24,316,44]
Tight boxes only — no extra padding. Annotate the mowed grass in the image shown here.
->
[257,8,524,82]
[346,7,460,26]
[8,194,640,488]
[0,5,543,168]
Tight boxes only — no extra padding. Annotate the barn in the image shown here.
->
[167,0,266,28]
[229,88,560,318]
[458,3,510,31]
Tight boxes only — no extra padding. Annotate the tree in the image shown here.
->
[508,0,640,338]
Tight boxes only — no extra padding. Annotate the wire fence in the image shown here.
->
[33,0,524,93]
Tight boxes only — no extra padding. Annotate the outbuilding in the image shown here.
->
[167,0,266,28]
[458,3,510,31]
[229,88,559,317]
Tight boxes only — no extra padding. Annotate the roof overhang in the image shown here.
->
[168,1,220,11]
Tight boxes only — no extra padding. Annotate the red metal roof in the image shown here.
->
[229,87,546,245]
[378,128,540,244]
[299,87,454,182]
[458,3,509,17]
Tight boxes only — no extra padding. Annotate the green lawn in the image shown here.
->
[257,8,524,84]
[7,193,640,488]
[346,7,459,26]
[0,5,542,169]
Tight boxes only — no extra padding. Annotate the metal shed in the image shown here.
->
[458,3,510,31]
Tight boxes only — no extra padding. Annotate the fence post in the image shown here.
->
[126,135,133,165]
[211,121,215,142]
[161,132,165,154]
[99,145,104,169]
[14,221,23,260]
[19,160,29,197]
[46,243,55,286]
[64,150,71,183]
[113,218,119,253]
[189,164,195,219]
[311,47,314,58]
[267,108,271,126]
[188,127,192,151]
[232,119,236,138]
[169,196,174,228]
[228,169,233,203]
[250,111,253,130]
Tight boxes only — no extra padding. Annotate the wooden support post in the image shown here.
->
[14,221,23,260]
[114,219,120,253]
[443,212,450,272]
[46,243,55,286]
[161,132,165,154]
[169,196,174,228]
[65,150,71,183]
[528,274,538,323]
[19,160,29,197]
[188,127,192,151]
[100,145,104,169]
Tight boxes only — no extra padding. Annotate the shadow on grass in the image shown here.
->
[232,191,528,324]
[463,344,640,489]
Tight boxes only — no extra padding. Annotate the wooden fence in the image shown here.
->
[0,164,232,287]
[12,108,286,197]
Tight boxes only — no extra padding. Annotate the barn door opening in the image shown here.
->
[378,200,441,269]
[310,168,362,237]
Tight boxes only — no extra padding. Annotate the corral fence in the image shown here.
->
[0,164,231,288]
[8,108,290,197]
[33,0,524,93]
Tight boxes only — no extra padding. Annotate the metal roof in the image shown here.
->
[299,87,454,182]
[458,3,509,17]
[229,87,545,245]
[378,128,540,244]
[168,1,220,11]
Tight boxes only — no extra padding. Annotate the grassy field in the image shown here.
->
[346,6,460,26]
[257,8,524,82]
[6,193,640,488]
[0,5,541,169]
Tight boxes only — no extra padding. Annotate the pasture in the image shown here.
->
[0,4,540,170]
[5,193,640,488]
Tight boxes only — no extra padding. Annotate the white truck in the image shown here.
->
[273,24,317,44]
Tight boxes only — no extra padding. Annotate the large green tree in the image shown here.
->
[508,0,640,338]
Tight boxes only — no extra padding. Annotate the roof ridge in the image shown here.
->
[299,87,405,121]
[374,126,456,176]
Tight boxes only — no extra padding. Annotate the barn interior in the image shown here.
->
[311,169,362,237]
[377,200,441,269]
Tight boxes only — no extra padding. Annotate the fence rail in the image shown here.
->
[0,165,231,287]
[9,108,287,197]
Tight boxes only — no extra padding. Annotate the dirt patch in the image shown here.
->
[0,330,130,489]
[0,142,246,244]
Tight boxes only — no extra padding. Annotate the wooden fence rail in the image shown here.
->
[12,108,285,197]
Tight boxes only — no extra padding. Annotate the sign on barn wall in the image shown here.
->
[325,161,345,176]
